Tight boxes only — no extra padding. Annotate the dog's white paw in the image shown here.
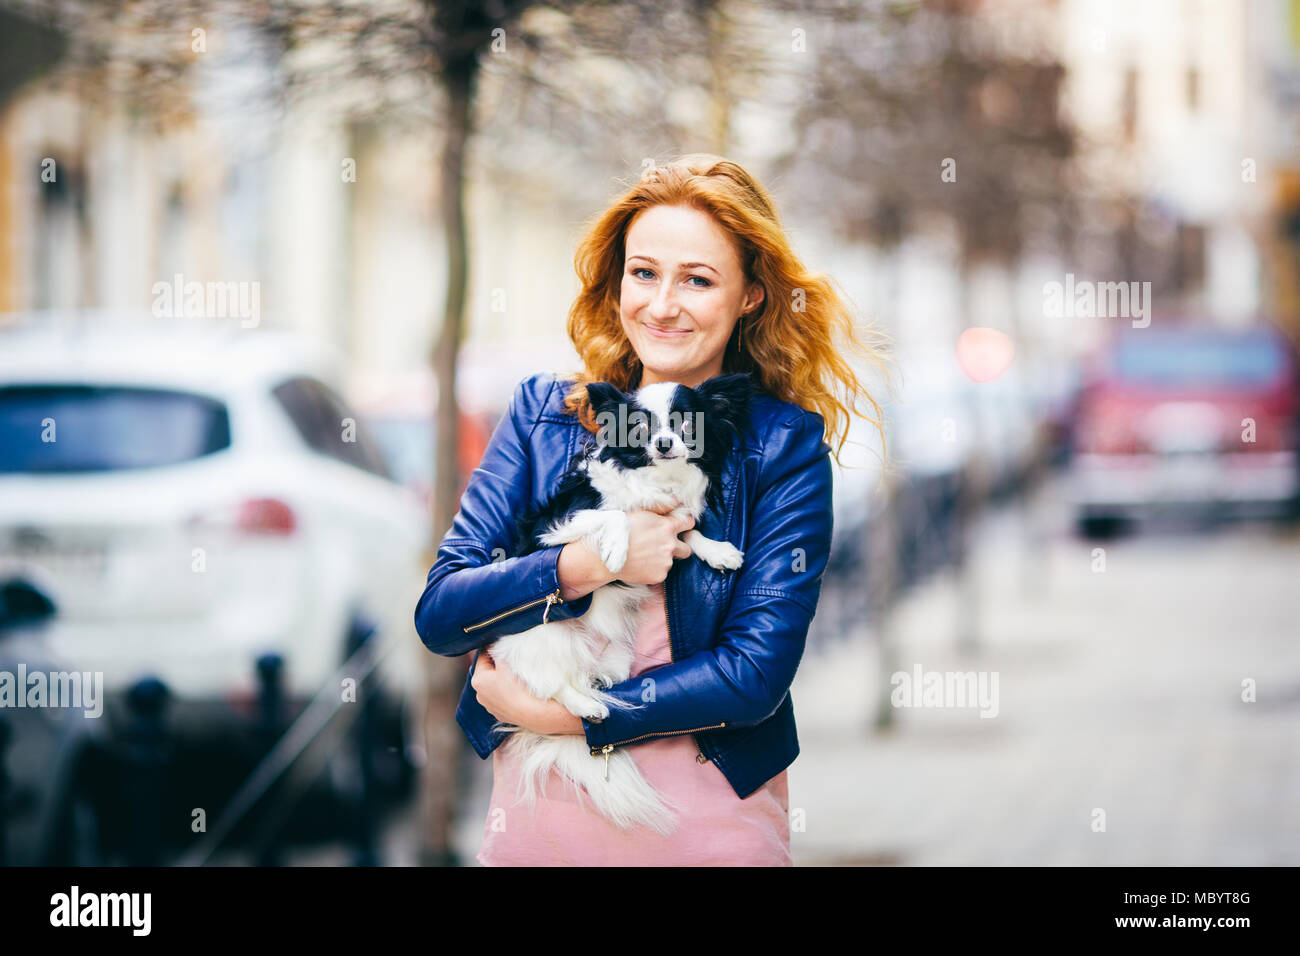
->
[555,682,611,720]
[573,695,611,721]
[699,540,744,571]
[590,512,630,573]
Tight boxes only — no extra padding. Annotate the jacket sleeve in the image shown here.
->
[414,373,596,658]
[580,407,834,751]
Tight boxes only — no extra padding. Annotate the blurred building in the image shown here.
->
[0,5,64,313]
[1252,0,1300,340]
[0,10,582,416]
[1058,0,1268,330]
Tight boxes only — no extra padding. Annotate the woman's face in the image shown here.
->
[619,203,763,389]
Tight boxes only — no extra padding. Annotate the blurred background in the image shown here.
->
[0,0,1297,866]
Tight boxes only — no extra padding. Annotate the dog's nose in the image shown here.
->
[654,436,674,455]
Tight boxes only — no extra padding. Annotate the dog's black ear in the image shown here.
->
[586,381,628,417]
[697,372,754,427]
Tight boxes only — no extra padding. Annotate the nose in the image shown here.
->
[654,436,674,455]
[649,281,680,320]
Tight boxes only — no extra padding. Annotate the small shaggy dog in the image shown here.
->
[485,372,754,833]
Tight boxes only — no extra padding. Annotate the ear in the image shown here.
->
[586,382,628,417]
[696,372,754,427]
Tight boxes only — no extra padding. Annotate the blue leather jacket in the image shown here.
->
[414,371,833,799]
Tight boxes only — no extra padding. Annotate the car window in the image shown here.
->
[0,384,231,473]
[1113,335,1288,389]
[271,377,393,481]
[367,417,433,487]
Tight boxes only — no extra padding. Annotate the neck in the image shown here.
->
[639,363,720,390]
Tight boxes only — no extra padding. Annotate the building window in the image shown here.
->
[35,154,83,309]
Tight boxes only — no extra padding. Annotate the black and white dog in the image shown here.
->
[486,372,754,834]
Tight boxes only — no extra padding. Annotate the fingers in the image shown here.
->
[672,539,691,560]
[646,499,678,515]
[470,650,491,692]
[670,511,695,534]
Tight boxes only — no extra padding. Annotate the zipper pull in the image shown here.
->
[601,743,614,781]
[696,751,709,764]
[541,589,561,624]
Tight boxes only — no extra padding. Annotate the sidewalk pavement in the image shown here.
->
[785,491,1300,865]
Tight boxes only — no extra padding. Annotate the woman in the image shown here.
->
[414,154,890,865]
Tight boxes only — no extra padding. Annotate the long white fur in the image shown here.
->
[486,383,743,835]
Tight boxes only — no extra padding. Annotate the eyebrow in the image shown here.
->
[627,255,720,276]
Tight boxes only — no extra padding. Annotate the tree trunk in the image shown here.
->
[953,256,982,655]
[703,0,731,154]
[872,240,903,731]
[417,58,476,867]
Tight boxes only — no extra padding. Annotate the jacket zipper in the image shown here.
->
[462,588,563,634]
[597,722,728,749]
[590,565,725,761]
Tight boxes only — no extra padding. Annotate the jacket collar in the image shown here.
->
[537,372,783,456]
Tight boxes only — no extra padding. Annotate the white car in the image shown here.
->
[0,314,429,732]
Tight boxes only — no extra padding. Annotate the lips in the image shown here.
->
[644,322,691,339]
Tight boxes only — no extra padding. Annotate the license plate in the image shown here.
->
[4,540,109,582]
[1159,454,1221,499]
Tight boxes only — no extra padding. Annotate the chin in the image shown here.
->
[485,371,756,835]
[639,347,695,371]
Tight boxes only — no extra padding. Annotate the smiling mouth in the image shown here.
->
[644,323,691,338]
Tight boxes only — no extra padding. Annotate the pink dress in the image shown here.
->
[477,582,792,866]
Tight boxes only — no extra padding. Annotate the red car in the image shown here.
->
[1068,322,1300,536]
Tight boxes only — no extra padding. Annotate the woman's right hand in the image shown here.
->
[617,501,694,585]
[556,501,695,599]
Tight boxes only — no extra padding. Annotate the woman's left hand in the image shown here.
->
[471,649,585,735]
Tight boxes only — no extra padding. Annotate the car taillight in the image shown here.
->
[1078,413,1143,454]
[236,498,296,535]
[188,497,297,536]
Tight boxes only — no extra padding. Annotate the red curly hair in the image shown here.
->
[561,153,893,467]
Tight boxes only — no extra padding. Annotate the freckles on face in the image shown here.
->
[618,204,752,386]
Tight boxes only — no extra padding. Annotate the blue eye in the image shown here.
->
[630,267,710,287]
